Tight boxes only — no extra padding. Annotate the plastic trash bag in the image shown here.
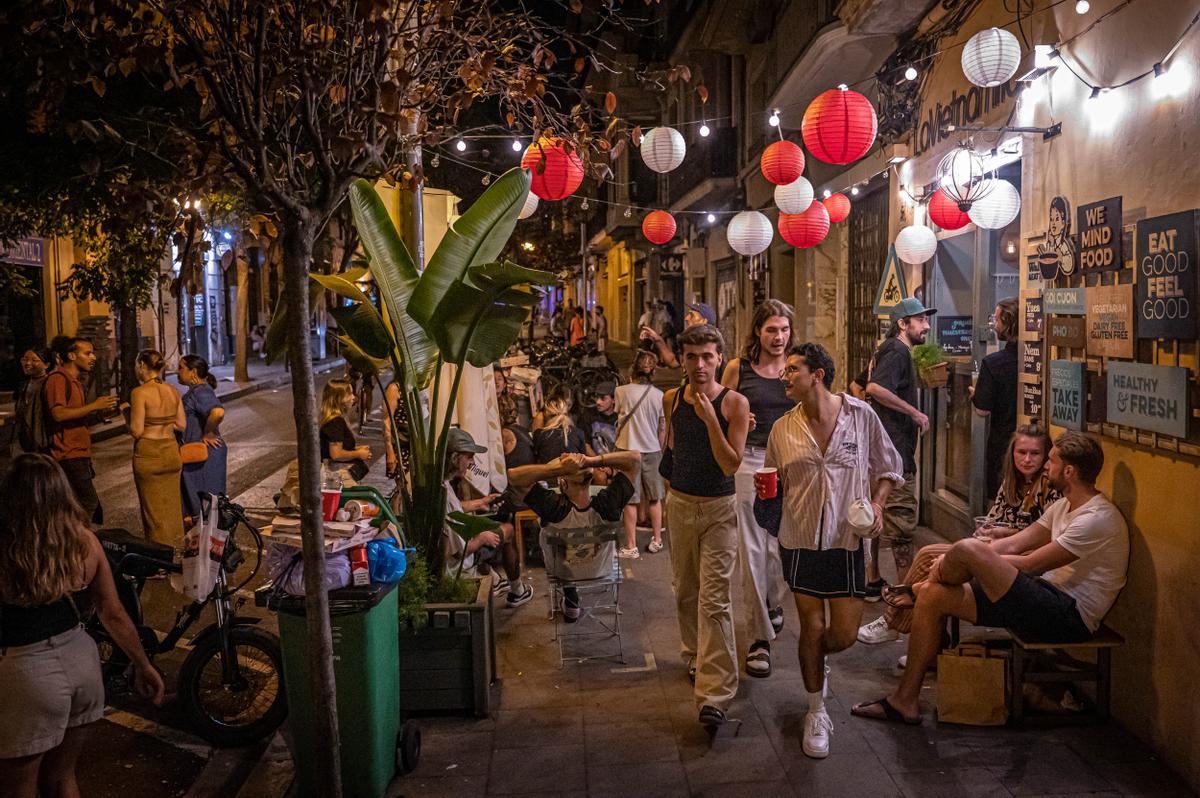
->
[367,539,413,584]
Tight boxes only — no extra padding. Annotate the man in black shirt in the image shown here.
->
[581,381,618,456]
[860,298,934,641]
[972,298,1019,500]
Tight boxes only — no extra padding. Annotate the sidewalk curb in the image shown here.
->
[92,358,346,444]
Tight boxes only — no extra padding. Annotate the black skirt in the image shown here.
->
[779,544,867,599]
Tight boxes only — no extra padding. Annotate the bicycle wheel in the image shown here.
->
[177,626,287,747]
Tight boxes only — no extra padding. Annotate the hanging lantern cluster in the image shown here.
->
[779,201,830,249]
[895,224,939,264]
[727,210,773,256]
[774,177,814,215]
[968,179,1022,229]
[760,140,805,185]
[518,192,539,220]
[935,144,994,212]
[961,27,1021,88]
[640,126,687,174]
[801,88,878,165]
[642,210,677,245]
[928,189,970,230]
[822,193,851,224]
[521,139,584,201]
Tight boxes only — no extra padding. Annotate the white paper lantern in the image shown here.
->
[518,192,539,219]
[640,126,686,174]
[895,224,939,265]
[774,177,815,215]
[968,179,1021,229]
[726,210,773,256]
[935,145,994,210]
[961,27,1021,88]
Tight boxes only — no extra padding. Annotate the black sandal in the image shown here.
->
[882,583,917,609]
[851,697,922,726]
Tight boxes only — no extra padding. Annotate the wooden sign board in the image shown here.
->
[1022,339,1044,376]
[1025,256,1045,291]
[1022,381,1044,421]
[1049,360,1086,430]
[1077,197,1123,272]
[1024,293,1043,334]
[1107,362,1190,438]
[1043,286,1086,315]
[1047,315,1087,349]
[1136,210,1198,339]
[936,316,973,356]
[1085,282,1135,358]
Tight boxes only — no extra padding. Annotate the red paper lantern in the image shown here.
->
[928,188,971,230]
[779,201,830,249]
[520,138,584,201]
[823,193,851,223]
[642,210,676,245]
[801,88,878,165]
[760,140,805,185]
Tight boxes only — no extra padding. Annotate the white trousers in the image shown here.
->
[734,446,789,644]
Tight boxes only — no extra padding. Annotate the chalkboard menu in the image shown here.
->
[1077,197,1123,272]
[936,316,972,356]
[1022,339,1044,376]
[1136,210,1198,339]
[1024,294,1043,334]
[1022,382,1044,421]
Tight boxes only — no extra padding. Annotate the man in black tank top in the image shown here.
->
[662,324,750,728]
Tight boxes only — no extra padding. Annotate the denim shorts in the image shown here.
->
[0,625,105,758]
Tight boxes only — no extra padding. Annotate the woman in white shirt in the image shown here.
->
[613,351,665,555]
[756,343,902,759]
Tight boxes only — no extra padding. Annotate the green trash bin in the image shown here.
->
[276,581,415,798]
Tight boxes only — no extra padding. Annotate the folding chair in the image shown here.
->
[542,520,624,666]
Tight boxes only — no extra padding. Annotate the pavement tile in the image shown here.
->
[580,685,672,724]
[688,779,799,798]
[496,669,583,709]
[679,734,786,786]
[406,731,493,777]
[985,742,1116,795]
[587,759,691,797]
[761,708,876,757]
[492,706,584,749]
[1091,760,1197,797]
[487,744,587,794]
[1059,723,1159,765]
[855,719,989,773]
[889,766,1012,798]
[386,774,487,798]
[584,718,680,765]
[780,750,903,798]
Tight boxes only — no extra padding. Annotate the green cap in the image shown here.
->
[447,427,487,454]
[890,297,938,321]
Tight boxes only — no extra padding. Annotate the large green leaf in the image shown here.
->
[348,179,438,389]
[312,270,371,305]
[337,336,386,377]
[445,511,501,540]
[329,303,393,360]
[410,168,532,330]
[263,280,323,365]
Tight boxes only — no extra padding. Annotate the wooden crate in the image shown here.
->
[397,575,496,717]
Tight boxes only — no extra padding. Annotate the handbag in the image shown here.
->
[657,387,683,480]
[180,441,209,465]
[845,410,878,537]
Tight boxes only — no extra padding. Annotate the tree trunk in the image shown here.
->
[235,249,250,382]
[281,215,343,798]
[118,306,139,403]
[399,115,424,269]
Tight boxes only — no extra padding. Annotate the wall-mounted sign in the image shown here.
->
[1022,381,1044,421]
[1049,360,1086,430]
[1022,340,1044,376]
[1047,315,1087,349]
[1077,197,1123,272]
[873,246,908,317]
[1085,282,1135,358]
[1136,210,1197,339]
[1025,257,1045,291]
[936,316,973,356]
[192,293,206,327]
[1107,361,1190,438]
[1036,196,1078,280]
[910,82,1019,157]
[0,237,46,267]
[660,254,684,276]
[1043,286,1086,315]
[1024,293,1043,334]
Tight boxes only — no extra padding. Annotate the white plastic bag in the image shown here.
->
[178,494,220,600]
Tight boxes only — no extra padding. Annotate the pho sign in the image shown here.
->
[1049,360,1085,431]
[1107,362,1189,438]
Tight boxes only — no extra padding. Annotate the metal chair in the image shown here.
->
[541,520,624,666]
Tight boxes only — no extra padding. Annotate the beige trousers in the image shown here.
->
[667,491,739,712]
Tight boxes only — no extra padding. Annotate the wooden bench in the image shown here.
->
[1009,624,1124,726]
[513,508,539,572]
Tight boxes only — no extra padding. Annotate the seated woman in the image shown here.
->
[859,425,1060,643]
[319,378,371,483]
[531,384,586,464]
[441,428,531,608]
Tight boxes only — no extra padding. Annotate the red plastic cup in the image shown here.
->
[321,488,342,522]
[754,467,778,499]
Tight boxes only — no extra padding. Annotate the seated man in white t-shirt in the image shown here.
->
[508,450,640,620]
[852,431,1128,725]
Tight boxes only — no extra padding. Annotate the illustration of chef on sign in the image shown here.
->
[1037,196,1077,279]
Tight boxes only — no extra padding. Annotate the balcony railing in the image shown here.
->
[665,127,738,209]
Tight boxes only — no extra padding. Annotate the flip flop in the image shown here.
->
[851,697,922,726]
[882,583,917,609]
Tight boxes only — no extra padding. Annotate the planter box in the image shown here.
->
[919,361,949,389]
[397,574,496,717]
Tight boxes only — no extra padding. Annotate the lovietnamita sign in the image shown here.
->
[911,82,1020,157]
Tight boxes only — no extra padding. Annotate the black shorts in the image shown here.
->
[971,572,1092,643]
[780,544,867,599]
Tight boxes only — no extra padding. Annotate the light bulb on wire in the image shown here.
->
[430,154,440,168]
[699,123,710,137]
[904,66,918,81]
[481,174,490,186]
[455,139,467,152]
[837,83,849,91]
[851,186,860,196]
[623,207,632,218]
[511,139,522,152]
[822,189,831,199]
[1075,0,1090,13]
[706,213,716,224]
[768,110,780,127]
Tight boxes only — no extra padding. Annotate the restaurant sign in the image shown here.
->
[936,316,972,356]
[1047,315,1086,349]
[1136,210,1197,339]
[1022,339,1043,376]
[1106,361,1189,438]
[1022,382,1043,421]
[1049,360,1086,430]
[1024,293,1043,334]
[1043,287,1086,315]
[1077,197,1123,272]
[0,237,45,267]
[1085,283,1135,358]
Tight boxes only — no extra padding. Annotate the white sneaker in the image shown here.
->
[857,615,899,645]
[618,546,641,559]
[802,710,833,759]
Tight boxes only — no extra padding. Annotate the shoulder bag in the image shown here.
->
[846,406,878,537]
[657,387,683,480]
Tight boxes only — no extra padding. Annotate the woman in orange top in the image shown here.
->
[569,306,586,347]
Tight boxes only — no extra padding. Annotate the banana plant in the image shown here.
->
[268,167,553,575]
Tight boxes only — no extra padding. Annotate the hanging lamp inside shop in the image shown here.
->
[642,210,677,245]
[895,224,939,264]
[520,138,584,201]
[774,176,814,215]
[801,87,878,165]
[640,126,687,174]
[822,193,851,223]
[727,210,774,256]
[760,140,806,185]
[928,188,970,230]
[518,191,539,219]
[779,201,830,249]
[961,27,1022,88]
[968,179,1022,230]
[934,144,995,211]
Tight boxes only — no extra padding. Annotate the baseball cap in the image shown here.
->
[890,297,937,322]
[447,428,487,454]
[687,302,718,326]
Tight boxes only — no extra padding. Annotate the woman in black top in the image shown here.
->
[972,297,1020,500]
[721,300,796,677]
[319,378,371,482]
[531,383,586,464]
[11,347,51,455]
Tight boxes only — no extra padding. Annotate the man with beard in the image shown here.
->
[858,299,934,644]
[852,431,1128,725]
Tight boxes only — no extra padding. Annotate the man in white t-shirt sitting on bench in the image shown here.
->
[852,431,1129,725]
